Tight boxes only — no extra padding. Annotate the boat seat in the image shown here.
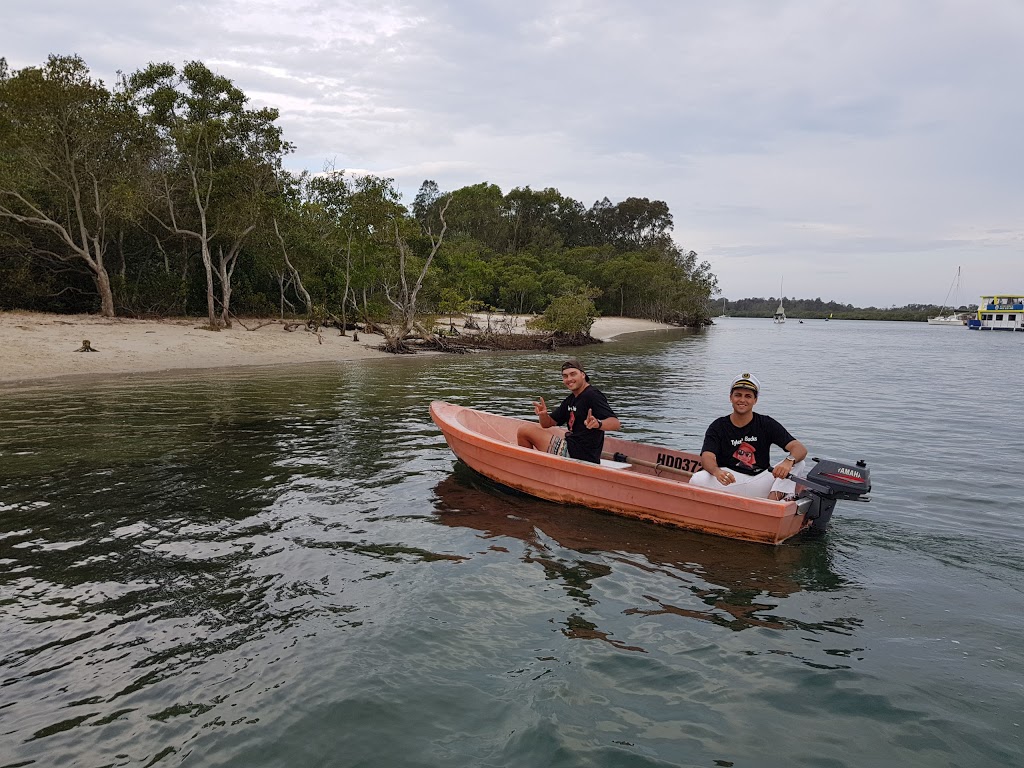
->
[600,459,632,470]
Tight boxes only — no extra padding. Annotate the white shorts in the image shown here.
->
[689,460,807,499]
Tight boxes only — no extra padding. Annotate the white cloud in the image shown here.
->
[4,0,1022,305]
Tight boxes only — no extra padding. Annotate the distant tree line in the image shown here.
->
[720,297,978,322]
[0,54,719,339]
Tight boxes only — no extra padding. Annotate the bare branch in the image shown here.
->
[273,216,313,315]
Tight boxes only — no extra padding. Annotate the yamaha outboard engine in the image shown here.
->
[795,458,871,532]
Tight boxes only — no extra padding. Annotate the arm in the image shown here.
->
[582,389,620,432]
[772,439,808,478]
[533,397,557,428]
[699,419,736,484]
[584,409,621,432]
[701,450,736,485]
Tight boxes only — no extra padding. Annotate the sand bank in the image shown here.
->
[0,312,678,386]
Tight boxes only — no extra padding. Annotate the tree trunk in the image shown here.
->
[84,235,116,318]
[200,243,217,327]
[0,191,119,317]
[217,246,233,328]
[340,232,353,336]
[218,227,254,328]
[275,270,286,318]
[95,265,116,318]
[117,230,127,280]
[381,200,450,353]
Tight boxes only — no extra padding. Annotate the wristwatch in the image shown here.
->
[784,454,796,463]
[597,419,603,430]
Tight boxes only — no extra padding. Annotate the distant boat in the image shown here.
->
[718,298,728,318]
[773,279,786,324]
[967,294,1024,331]
[928,267,969,326]
[825,313,832,321]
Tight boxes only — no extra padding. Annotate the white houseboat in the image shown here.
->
[967,295,1024,331]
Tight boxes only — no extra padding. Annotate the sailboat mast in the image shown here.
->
[939,266,960,313]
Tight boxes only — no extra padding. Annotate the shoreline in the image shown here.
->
[0,311,682,388]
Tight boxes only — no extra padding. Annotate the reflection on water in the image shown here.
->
[433,464,850,639]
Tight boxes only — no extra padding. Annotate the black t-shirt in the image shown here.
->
[549,385,617,463]
[700,412,795,476]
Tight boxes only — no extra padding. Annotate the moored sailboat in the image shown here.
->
[928,267,968,326]
[773,279,786,323]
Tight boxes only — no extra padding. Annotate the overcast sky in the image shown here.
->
[5,1,1022,306]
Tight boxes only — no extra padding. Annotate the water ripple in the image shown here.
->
[1,323,1021,767]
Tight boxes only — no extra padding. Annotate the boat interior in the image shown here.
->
[457,407,702,482]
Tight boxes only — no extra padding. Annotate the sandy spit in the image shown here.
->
[0,311,679,386]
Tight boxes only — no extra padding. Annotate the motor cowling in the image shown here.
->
[800,458,871,500]
[796,458,871,531]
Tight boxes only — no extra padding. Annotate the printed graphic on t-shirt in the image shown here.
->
[732,441,756,470]
[568,406,577,431]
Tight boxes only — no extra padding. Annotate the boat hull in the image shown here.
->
[430,401,812,545]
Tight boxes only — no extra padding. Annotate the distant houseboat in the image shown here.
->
[967,295,1024,331]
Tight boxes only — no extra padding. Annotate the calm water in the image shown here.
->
[1,318,1021,768]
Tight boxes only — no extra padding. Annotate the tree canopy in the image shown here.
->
[0,55,719,330]
[720,296,978,321]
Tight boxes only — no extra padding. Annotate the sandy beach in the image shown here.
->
[0,311,678,386]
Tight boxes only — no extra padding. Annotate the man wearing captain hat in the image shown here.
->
[689,373,808,500]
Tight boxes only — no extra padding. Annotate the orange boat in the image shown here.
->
[430,401,871,545]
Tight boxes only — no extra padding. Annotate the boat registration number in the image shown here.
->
[656,453,702,473]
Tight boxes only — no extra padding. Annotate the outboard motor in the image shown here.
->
[795,458,871,532]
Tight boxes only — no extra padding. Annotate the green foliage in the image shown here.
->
[0,54,153,316]
[721,296,976,321]
[531,291,598,336]
[0,249,69,311]
[112,266,188,316]
[436,287,472,321]
[497,276,540,314]
[125,59,293,325]
[0,55,720,327]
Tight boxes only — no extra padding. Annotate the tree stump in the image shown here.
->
[77,340,97,352]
